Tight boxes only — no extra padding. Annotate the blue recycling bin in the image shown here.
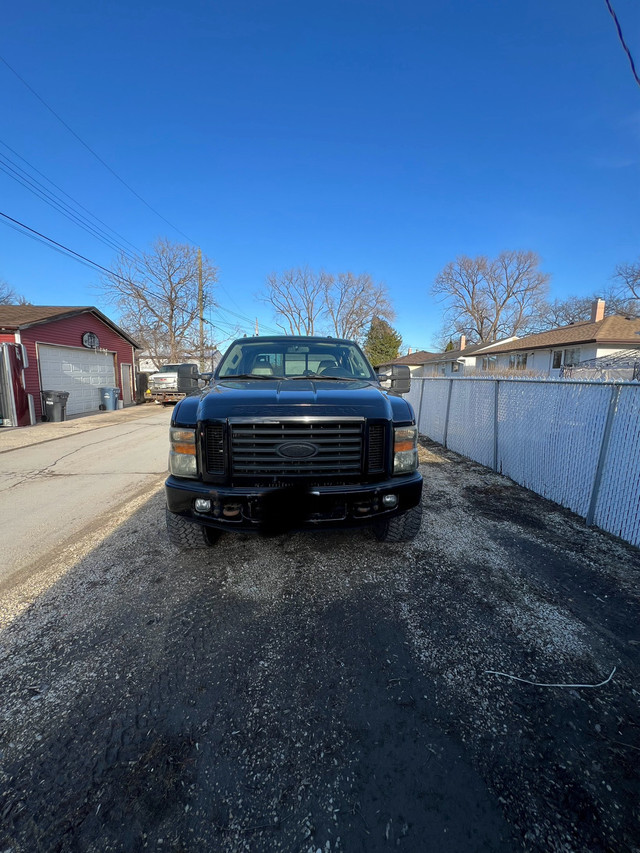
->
[99,387,119,411]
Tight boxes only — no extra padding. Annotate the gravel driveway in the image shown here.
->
[0,439,638,852]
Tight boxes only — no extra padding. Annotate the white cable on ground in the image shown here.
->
[484,666,616,688]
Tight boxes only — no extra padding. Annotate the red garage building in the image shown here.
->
[0,305,140,424]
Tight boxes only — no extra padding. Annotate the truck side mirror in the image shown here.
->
[199,372,213,383]
[378,364,411,394]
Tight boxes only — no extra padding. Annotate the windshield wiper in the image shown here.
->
[286,374,323,380]
[285,374,353,381]
[223,373,357,381]
[222,373,274,380]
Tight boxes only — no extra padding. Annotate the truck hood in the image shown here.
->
[175,378,414,423]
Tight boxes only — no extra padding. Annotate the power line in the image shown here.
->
[215,303,282,335]
[0,209,132,283]
[1,56,306,337]
[604,0,640,89]
[0,210,224,329]
[1,58,237,321]
[0,207,268,338]
[1,216,109,275]
[199,313,244,340]
[0,209,236,344]
[0,54,196,241]
[0,137,143,256]
[0,152,139,260]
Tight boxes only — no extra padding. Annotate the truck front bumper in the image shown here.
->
[165,472,423,533]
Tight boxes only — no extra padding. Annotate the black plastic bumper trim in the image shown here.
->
[165,472,422,532]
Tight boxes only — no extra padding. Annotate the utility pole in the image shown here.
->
[198,248,205,371]
[255,318,259,336]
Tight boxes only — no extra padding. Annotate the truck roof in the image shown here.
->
[230,335,354,346]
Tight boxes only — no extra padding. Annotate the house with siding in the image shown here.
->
[472,299,640,376]
[416,336,518,377]
[377,337,516,377]
[0,305,140,423]
[374,349,436,375]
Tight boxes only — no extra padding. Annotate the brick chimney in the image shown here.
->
[459,334,466,351]
[590,298,605,323]
[408,347,412,354]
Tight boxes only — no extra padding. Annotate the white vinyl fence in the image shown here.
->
[407,377,640,549]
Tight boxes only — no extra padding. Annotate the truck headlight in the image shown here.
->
[393,425,418,474]
[168,427,198,478]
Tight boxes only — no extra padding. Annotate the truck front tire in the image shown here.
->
[373,503,423,543]
[166,509,219,549]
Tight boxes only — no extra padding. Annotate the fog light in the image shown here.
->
[194,498,211,512]
[223,502,241,518]
[382,494,398,508]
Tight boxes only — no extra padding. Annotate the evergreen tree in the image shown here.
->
[364,316,402,366]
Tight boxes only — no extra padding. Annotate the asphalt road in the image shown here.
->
[0,407,170,589]
[0,425,639,852]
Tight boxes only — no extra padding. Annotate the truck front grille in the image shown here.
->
[230,420,364,478]
[367,424,385,473]
[205,424,225,473]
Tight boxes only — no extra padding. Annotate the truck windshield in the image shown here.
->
[217,340,376,381]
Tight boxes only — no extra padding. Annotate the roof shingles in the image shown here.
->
[0,305,93,328]
[475,315,640,354]
[0,305,140,348]
[376,349,436,367]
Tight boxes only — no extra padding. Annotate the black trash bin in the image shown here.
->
[42,390,69,422]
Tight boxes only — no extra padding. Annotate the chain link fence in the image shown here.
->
[407,377,640,548]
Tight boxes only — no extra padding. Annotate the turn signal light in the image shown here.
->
[172,443,196,455]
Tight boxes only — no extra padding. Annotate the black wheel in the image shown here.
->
[166,508,219,549]
[373,503,423,542]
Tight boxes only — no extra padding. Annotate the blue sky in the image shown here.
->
[1,0,639,351]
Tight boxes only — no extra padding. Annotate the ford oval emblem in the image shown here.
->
[276,442,318,459]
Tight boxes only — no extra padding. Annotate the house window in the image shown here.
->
[451,361,460,373]
[481,355,497,371]
[552,350,562,369]
[509,353,528,370]
[439,364,446,375]
[563,348,581,367]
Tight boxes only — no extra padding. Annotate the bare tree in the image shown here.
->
[614,259,640,302]
[432,250,550,343]
[536,285,640,330]
[430,322,462,352]
[325,273,394,342]
[535,296,594,328]
[263,267,394,342]
[101,238,218,364]
[0,280,28,305]
[263,268,330,335]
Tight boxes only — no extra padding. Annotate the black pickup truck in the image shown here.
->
[165,335,423,548]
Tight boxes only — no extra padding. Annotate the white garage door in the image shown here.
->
[39,345,116,416]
